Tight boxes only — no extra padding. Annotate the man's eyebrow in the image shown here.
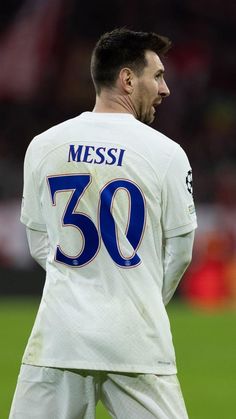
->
[155,69,165,75]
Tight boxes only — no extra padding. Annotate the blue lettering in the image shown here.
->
[68,145,83,162]
[106,148,117,165]
[68,145,126,167]
[83,146,95,163]
[94,147,106,164]
[117,149,125,166]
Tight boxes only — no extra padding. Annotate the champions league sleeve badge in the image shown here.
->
[186,170,193,195]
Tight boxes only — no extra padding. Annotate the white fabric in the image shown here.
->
[162,231,195,306]
[25,227,194,306]
[20,112,197,374]
[26,228,49,270]
[9,365,189,419]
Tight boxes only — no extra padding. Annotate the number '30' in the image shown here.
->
[47,174,146,268]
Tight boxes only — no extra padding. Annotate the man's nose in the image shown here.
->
[160,79,170,98]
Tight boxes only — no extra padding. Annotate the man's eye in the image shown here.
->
[155,73,164,82]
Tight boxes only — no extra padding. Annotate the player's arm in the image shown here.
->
[162,230,194,306]
[26,227,49,271]
[161,143,197,305]
[21,141,48,270]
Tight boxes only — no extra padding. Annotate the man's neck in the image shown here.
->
[93,90,138,119]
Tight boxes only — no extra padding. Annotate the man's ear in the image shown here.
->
[119,68,134,93]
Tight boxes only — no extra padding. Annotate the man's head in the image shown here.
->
[91,28,171,124]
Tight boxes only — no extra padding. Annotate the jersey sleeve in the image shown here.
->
[161,144,197,239]
[20,142,47,232]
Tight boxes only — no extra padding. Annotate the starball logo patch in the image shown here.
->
[186,170,193,195]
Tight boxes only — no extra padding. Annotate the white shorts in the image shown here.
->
[9,365,189,419]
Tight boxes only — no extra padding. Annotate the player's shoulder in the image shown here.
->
[25,115,78,163]
[134,119,183,157]
[129,120,190,183]
[31,116,77,147]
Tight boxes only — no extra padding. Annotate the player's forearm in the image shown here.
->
[162,231,194,305]
[26,227,49,270]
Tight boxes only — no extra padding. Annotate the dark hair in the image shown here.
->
[91,28,171,94]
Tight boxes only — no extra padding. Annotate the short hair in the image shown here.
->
[91,28,171,94]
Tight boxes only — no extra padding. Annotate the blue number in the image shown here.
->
[48,175,146,268]
[48,175,99,266]
[100,180,145,267]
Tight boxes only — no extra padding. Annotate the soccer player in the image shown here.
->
[10,29,197,418]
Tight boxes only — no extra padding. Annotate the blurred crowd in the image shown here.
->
[0,0,236,308]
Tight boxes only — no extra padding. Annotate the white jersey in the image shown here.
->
[21,112,197,374]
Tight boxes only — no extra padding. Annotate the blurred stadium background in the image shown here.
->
[0,1,236,418]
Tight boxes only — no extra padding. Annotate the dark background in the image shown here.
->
[0,0,235,307]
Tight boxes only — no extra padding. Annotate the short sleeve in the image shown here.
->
[161,145,197,239]
[20,142,47,232]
